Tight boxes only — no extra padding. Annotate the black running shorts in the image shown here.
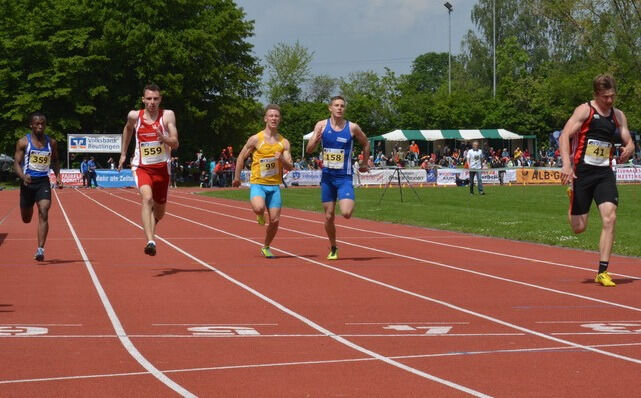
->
[20,177,51,208]
[570,166,618,215]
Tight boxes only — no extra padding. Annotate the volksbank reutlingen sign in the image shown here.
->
[68,134,122,153]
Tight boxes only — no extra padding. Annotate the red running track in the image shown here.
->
[0,187,640,397]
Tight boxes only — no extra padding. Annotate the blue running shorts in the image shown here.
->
[320,174,354,203]
[250,184,282,208]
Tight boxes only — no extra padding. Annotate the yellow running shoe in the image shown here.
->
[595,271,616,287]
[256,214,266,225]
[327,247,338,260]
[260,246,274,259]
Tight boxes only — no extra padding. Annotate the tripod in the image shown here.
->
[377,167,421,205]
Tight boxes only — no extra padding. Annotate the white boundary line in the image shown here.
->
[4,341,641,386]
[79,190,491,397]
[53,190,196,398]
[160,192,641,314]
[103,190,641,366]
[166,190,641,279]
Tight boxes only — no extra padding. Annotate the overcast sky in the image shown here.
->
[235,0,479,79]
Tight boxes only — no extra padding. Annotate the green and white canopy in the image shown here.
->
[370,129,534,141]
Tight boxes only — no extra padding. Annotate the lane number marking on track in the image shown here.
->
[581,323,641,333]
[0,326,48,336]
[187,326,261,336]
[383,324,453,335]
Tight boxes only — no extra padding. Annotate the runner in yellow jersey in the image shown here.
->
[233,104,293,258]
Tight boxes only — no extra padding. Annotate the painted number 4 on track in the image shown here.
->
[383,325,453,334]
[581,323,641,333]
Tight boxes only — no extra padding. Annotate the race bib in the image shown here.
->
[323,148,345,170]
[259,156,278,178]
[140,141,166,165]
[28,150,51,172]
[584,139,611,167]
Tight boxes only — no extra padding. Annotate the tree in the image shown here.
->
[405,52,449,93]
[264,40,313,104]
[305,74,338,103]
[0,0,262,159]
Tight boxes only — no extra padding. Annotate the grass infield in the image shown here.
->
[201,184,641,258]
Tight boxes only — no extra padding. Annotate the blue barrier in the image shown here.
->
[96,169,136,188]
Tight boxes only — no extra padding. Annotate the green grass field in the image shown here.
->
[201,184,641,258]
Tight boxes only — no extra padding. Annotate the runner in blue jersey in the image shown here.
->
[13,113,62,261]
[306,96,370,260]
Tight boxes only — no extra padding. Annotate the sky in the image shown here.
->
[235,0,479,80]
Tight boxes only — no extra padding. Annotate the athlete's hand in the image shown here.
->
[274,151,282,161]
[232,179,241,188]
[22,174,32,186]
[618,145,634,164]
[117,155,126,172]
[56,177,63,189]
[560,164,575,185]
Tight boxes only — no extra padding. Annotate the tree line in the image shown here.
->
[1,1,639,163]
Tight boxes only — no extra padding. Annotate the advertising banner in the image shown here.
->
[516,168,562,184]
[615,166,641,182]
[95,169,136,188]
[436,169,517,186]
[68,134,122,153]
[49,169,84,187]
[284,170,322,186]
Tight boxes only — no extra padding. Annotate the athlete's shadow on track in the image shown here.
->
[154,268,214,277]
[581,278,637,285]
[0,304,13,313]
[0,233,6,247]
[332,256,388,262]
[38,259,83,265]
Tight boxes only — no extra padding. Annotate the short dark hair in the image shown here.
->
[264,104,281,114]
[29,112,46,124]
[330,95,345,105]
[593,74,616,94]
[143,83,161,95]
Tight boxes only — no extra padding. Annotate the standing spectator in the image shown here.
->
[465,141,485,195]
[208,157,217,187]
[107,157,115,169]
[87,156,97,188]
[409,140,420,166]
[170,157,179,188]
[491,154,505,185]
[80,156,89,187]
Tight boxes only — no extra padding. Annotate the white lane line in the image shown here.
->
[0,205,16,226]
[537,320,641,324]
[53,190,196,398]
[0,324,82,326]
[86,191,491,397]
[164,194,641,315]
[152,323,278,326]
[109,191,641,365]
[345,322,470,325]
[0,332,526,338]
[167,191,641,279]
[4,341,641,386]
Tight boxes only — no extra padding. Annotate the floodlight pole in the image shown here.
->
[492,0,496,98]
[444,2,453,95]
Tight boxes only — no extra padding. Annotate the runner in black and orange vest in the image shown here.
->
[559,74,635,287]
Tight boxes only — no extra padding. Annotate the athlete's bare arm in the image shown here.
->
[232,134,258,187]
[559,103,590,184]
[13,137,29,184]
[160,109,179,150]
[276,139,294,171]
[118,110,138,171]
[351,122,370,172]
[50,138,62,187]
[306,120,326,154]
[614,109,635,163]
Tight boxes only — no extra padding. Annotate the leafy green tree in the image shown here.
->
[0,0,262,160]
[305,74,338,103]
[264,40,313,104]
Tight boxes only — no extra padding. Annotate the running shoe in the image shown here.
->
[260,246,274,259]
[256,214,266,225]
[595,271,616,287]
[34,247,45,262]
[144,242,157,256]
[327,247,338,261]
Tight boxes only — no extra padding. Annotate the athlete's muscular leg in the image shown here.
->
[250,196,266,218]
[20,206,34,223]
[265,206,281,247]
[152,201,166,236]
[139,185,155,242]
[597,202,617,262]
[36,199,51,248]
[337,198,355,219]
[323,201,337,247]
[569,213,588,234]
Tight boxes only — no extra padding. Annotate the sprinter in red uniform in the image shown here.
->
[119,84,179,256]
